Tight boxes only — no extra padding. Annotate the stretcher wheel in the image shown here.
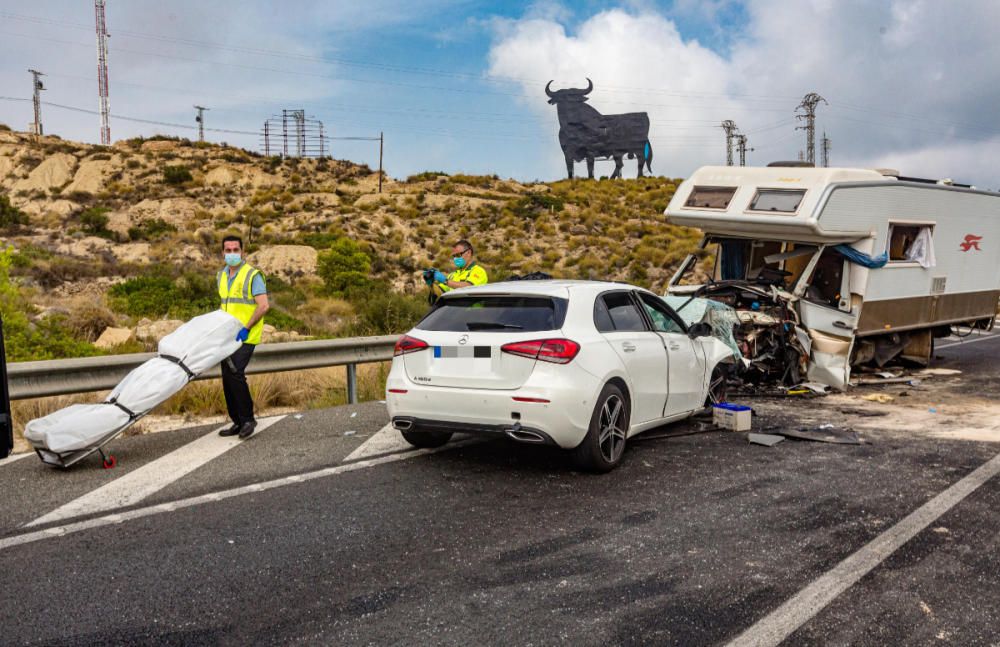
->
[102,455,117,469]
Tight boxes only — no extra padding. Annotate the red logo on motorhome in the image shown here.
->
[960,234,982,252]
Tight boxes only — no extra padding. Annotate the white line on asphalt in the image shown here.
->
[0,439,472,553]
[0,452,33,468]
[343,423,412,462]
[25,416,286,528]
[937,334,1000,349]
[726,450,1000,647]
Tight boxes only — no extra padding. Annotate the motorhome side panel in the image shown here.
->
[818,184,1000,335]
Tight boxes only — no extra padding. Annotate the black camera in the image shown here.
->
[422,268,436,283]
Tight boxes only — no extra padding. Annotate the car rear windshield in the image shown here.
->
[684,186,737,209]
[417,295,568,332]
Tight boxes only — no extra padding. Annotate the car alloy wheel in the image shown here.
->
[598,394,627,463]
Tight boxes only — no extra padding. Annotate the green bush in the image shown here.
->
[108,271,216,319]
[345,286,428,336]
[0,195,28,229]
[128,217,177,241]
[79,206,111,237]
[162,165,193,185]
[406,171,448,183]
[317,238,372,296]
[0,249,100,361]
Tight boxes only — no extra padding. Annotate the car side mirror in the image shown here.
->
[688,322,712,338]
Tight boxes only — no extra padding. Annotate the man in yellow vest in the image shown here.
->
[427,239,488,300]
[217,235,270,440]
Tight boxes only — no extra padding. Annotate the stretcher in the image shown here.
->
[25,311,244,469]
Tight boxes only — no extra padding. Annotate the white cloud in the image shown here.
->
[487,1,1000,185]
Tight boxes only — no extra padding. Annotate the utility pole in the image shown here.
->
[795,92,826,166]
[194,105,208,142]
[721,120,738,166]
[378,131,384,194]
[94,0,111,145]
[28,69,44,137]
[735,133,752,167]
[821,132,831,168]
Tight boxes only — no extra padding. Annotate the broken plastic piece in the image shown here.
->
[748,433,785,447]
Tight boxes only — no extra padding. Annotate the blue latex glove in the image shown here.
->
[434,270,448,284]
[235,328,250,342]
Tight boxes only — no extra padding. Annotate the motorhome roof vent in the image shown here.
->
[874,168,900,176]
[767,161,815,168]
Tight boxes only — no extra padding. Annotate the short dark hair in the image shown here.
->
[222,235,243,250]
[454,239,473,255]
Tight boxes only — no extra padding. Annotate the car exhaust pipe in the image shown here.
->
[505,426,546,444]
[393,419,413,431]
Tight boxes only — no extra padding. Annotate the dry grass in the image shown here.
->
[9,362,392,452]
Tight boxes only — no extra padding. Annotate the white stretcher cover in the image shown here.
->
[24,310,244,454]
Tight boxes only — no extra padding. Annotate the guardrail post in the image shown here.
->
[0,315,12,459]
[346,363,358,405]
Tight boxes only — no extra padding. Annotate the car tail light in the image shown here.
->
[388,388,408,394]
[394,335,428,356]
[512,396,550,403]
[501,338,580,364]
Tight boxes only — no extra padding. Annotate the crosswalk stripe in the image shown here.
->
[25,416,285,528]
[0,452,33,469]
[343,423,413,462]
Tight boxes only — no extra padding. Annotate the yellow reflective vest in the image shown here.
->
[437,262,488,294]
[218,263,265,345]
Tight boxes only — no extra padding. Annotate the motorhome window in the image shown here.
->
[685,186,737,209]
[887,224,935,266]
[749,189,806,213]
[804,249,845,309]
[674,244,719,286]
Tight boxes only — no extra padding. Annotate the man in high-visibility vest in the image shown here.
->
[427,239,488,300]
[217,235,270,440]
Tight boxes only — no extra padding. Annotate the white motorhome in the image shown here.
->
[664,164,1000,389]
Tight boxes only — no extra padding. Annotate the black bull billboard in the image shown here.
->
[546,79,652,179]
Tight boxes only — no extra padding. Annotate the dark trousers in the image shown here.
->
[222,343,256,426]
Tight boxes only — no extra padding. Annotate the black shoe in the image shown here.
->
[219,424,240,437]
[238,420,258,440]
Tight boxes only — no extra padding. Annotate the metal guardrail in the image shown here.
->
[7,335,398,402]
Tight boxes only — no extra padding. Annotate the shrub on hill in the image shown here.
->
[162,165,193,185]
[0,195,28,230]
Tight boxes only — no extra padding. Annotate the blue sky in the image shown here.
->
[1,1,998,186]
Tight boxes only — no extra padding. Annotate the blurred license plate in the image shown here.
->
[433,346,492,359]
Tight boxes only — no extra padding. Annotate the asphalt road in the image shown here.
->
[1,331,998,646]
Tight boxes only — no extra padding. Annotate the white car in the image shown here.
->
[385,280,735,471]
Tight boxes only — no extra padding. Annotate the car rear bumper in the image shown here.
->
[385,360,600,449]
[391,416,558,446]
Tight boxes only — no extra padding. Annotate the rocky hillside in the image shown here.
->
[0,126,702,360]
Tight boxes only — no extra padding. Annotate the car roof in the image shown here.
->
[442,279,654,299]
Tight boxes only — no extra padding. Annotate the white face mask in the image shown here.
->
[224,252,242,267]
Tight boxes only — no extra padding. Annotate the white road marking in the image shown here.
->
[343,423,412,462]
[726,450,1000,647]
[937,334,1000,349]
[25,416,285,528]
[0,452,33,468]
[0,438,473,553]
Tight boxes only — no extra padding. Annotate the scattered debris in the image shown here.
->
[748,433,785,447]
[855,376,924,386]
[862,393,895,403]
[917,368,962,376]
[350,412,357,418]
[344,430,357,436]
[837,407,888,418]
[776,427,862,444]
[293,414,303,420]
